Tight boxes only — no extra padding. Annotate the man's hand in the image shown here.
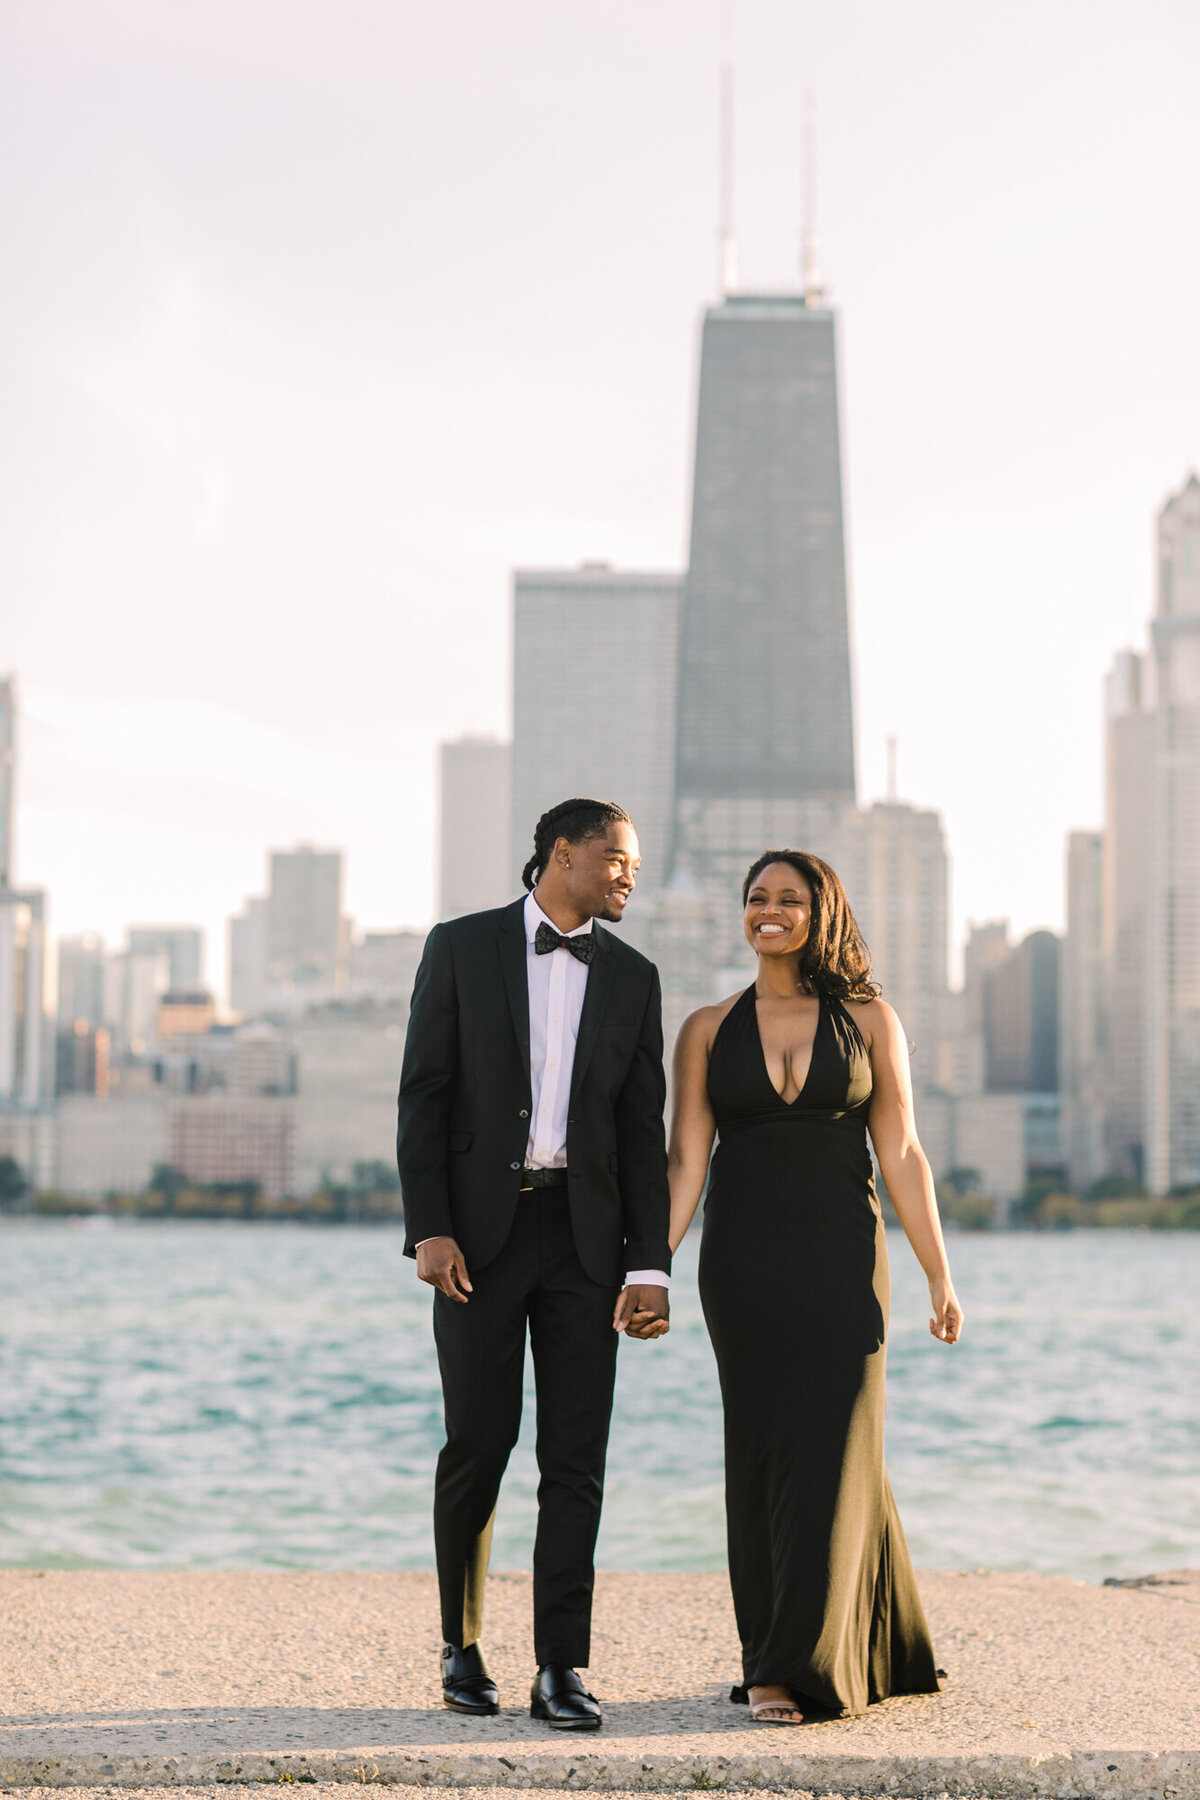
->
[613,1283,669,1339]
[416,1236,473,1303]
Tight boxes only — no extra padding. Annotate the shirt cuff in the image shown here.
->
[420,1241,670,1291]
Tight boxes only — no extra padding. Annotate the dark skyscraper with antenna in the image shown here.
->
[675,291,855,804]
[671,290,859,958]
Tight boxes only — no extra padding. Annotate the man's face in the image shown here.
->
[558,823,641,923]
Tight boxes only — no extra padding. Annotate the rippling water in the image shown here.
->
[0,1220,1196,1579]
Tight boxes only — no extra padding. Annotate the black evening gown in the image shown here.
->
[697,985,940,1717]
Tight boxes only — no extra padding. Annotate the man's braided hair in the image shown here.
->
[521,798,632,893]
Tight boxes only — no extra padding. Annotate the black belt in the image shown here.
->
[520,1167,568,1190]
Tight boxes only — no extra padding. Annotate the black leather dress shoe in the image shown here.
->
[530,1662,601,1730]
[441,1641,499,1715]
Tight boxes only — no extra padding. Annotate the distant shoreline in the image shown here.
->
[4,1204,1200,1233]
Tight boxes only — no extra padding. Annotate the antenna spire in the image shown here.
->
[719,15,738,298]
[801,94,824,305]
[885,734,898,802]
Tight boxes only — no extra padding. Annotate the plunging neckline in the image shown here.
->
[750,986,823,1108]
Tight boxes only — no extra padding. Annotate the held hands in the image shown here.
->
[928,1275,963,1344]
[416,1236,473,1303]
[613,1284,670,1340]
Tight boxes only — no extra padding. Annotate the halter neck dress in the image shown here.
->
[698,984,939,1717]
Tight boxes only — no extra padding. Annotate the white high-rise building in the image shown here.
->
[0,678,51,1112]
[855,800,950,1099]
[229,896,270,1018]
[439,736,511,918]
[0,887,49,1107]
[0,675,15,889]
[1144,473,1200,1190]
[121,946,170,1057]
[1100,474,1200,1192]
[1103,649,1150,1181]
[57,934,107,1028]
[510,565,681,945]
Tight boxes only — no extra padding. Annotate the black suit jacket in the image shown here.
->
[396,898,671,1287]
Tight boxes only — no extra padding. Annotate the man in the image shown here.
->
[397,797,671,1732]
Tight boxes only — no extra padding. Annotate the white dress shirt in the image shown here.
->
[523,892,669,1291]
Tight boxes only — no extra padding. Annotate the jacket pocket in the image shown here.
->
[450,1131,474,1153]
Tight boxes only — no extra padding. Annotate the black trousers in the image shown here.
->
[432,1186,621,1667]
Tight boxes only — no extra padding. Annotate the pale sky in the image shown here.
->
[4,0,1199,995]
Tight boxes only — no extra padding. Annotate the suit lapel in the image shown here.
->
[569,925,615,1101]
[498,899,532,1080]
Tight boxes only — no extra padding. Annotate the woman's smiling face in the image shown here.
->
[743,861,813,957]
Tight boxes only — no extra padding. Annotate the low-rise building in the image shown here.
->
[292,1002,408,1193]
[55,1094,169,1197]
[167,1095,294,1196]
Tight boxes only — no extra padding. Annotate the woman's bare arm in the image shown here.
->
[864,999,963,1344]
[667,1009,719,1253]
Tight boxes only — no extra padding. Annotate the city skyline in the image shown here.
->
[10,454,1200,997]
[15,471,1200,1202]
[6,1,1200,988]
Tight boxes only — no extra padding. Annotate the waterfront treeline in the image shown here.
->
[936,1169,1200,1231]
[0,1157,403,1222]
[4,1154,1200,1230]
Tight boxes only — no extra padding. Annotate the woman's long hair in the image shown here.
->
[741,849,881,1001]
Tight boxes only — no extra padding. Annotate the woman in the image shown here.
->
[669,850,963,1724]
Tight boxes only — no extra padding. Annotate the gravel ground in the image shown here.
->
[1,1569,1197,1795]
[2,1791,973,1800]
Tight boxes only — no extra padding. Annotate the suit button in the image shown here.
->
[519,1109,529,1119]
[510,1161,521,1170]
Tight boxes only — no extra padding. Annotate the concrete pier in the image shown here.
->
[1,1567,1198,1796]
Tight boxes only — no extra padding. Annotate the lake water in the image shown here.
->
[0,1220,1196,1581]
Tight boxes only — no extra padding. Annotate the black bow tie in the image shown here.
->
[534,921,595,964]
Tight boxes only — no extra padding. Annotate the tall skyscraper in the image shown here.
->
[229,896,269,1018]
[982,930,1061,1094]
[1144,472,1200,1190]
[0,677,51,1109]
[439,736,512,918]
[672,294,856,961]
[510,565,681,938]
[855,800,949,1096]
[0,888,48,1107]
[0,675,14,888]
